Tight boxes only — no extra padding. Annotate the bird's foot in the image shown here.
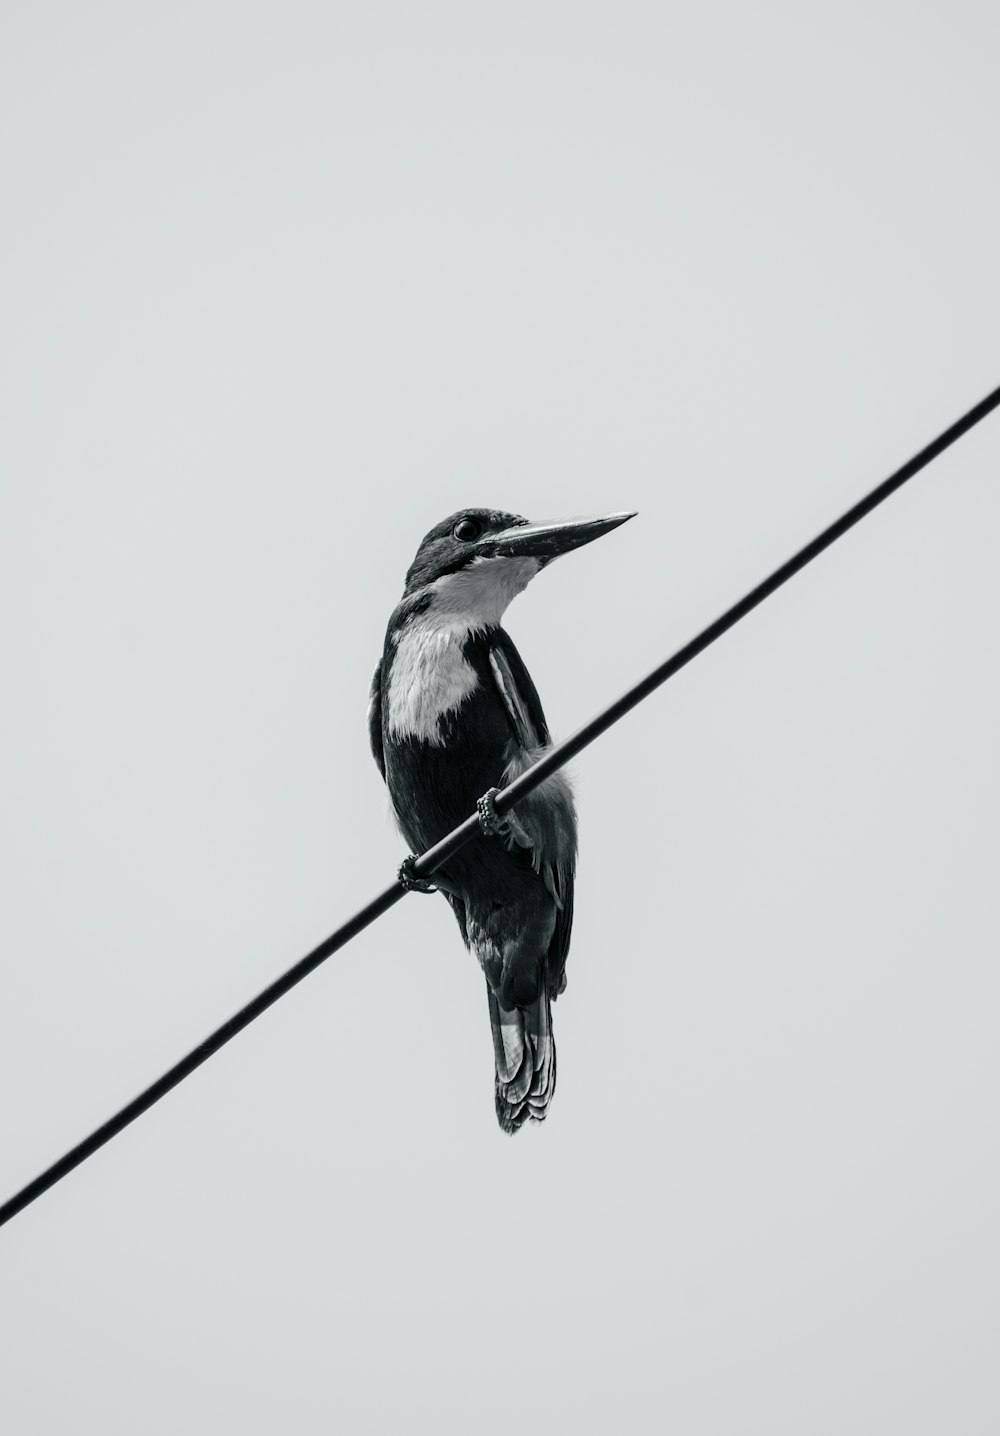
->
[477,787,506,837]
[397,855,438,894]
[478,787,533,848]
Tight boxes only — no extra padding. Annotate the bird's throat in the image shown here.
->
[385,557,540,746]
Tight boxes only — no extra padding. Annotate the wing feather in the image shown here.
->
[488,632,551,747]
[367,661,385,779]
[489,632,575,997]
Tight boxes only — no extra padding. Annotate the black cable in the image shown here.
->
[2,382,998,1230]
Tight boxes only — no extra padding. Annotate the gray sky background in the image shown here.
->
[2,3,999,1432]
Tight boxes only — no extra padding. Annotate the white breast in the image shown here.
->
[385,613,479,745]
[384,556,542,746]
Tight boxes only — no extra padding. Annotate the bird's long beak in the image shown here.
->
[477,511,636,561]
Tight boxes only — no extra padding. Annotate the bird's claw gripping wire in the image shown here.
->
[397,855,438,894]
[478,787,533,847]
[477,787,506,836]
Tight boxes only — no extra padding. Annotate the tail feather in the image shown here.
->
[487,986,556,1133]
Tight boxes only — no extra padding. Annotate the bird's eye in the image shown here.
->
[454,518,481,542]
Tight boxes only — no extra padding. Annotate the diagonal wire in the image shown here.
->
[2,381,999,1230]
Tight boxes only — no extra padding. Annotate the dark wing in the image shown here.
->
[488,631,575,999]
[548,871,573,998]
[487,630,551,749]
[367,660,385,779]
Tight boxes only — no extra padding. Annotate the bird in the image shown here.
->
[368,508,635,1132]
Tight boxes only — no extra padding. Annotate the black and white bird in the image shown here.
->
[368,508,634,1132]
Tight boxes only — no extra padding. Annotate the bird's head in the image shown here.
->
[401,507,636,628]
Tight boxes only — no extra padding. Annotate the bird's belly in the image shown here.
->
[383,688,513,855]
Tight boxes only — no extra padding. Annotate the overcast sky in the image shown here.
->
[2,3,999,1432]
